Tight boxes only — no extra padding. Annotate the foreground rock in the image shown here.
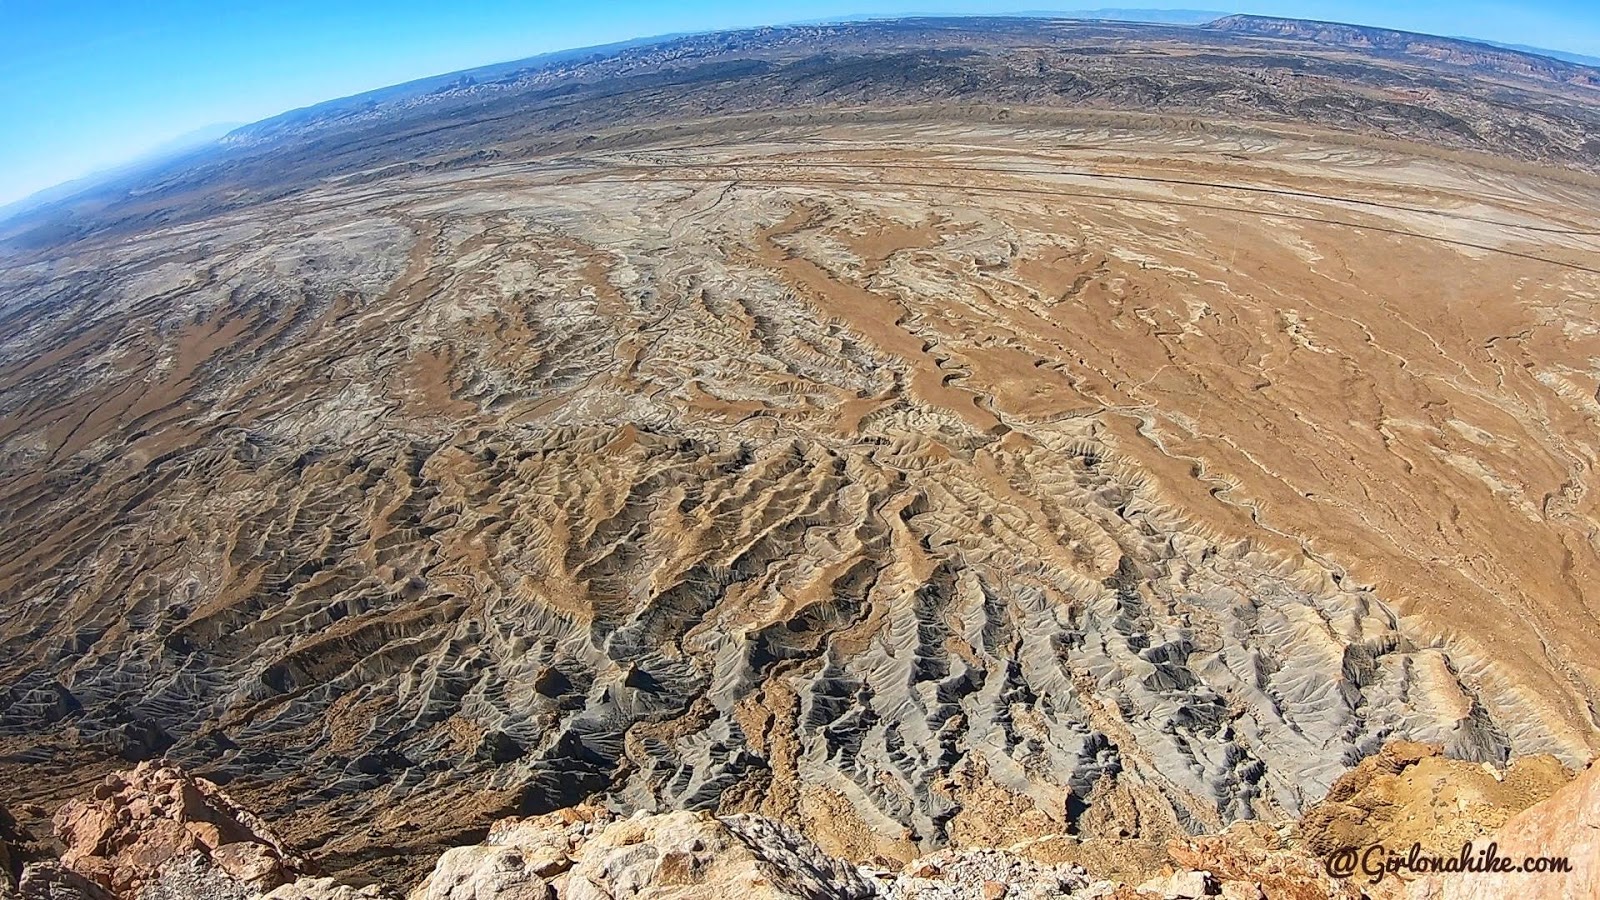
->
[27,763,386,900]
[49,762,308,896]
[409,803,880,900]
[1406,757,1600,899]
[1166,822,1361,900]
[4,802,112,900]
[11,752,1600,899]
[1298,742,1571,861]
[881,847,1094,900]
[0,767,1250,899]
[405,803,1326,900]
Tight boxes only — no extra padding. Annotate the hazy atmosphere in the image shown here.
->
[3,0,1599,205]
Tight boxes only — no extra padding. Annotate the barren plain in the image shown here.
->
[1,16,1599,889]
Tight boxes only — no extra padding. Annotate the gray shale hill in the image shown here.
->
[1,15,1599,887]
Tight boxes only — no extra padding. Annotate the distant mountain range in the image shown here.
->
[1208,15,1600,86]
[1016,8,1226,24]
[4,9,1597,224]
[1469,39,1600,67]
[0,122,242,221]
[805,8,1226,25]
[819,9,1600,63]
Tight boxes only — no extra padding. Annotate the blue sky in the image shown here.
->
[2,1,1598,206]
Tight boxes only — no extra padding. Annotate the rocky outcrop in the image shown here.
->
[409,803,880,900]
[2,769,1322,899]
[3,804,112,900]
[264,879,394,900]
[1166,823,1360,900]
[7,751,1600,899]
[1297,741,1572,859]
[1406,760,1600,900]
[882,848,1095,900]
[12,864,116,900]
[49,763,307,897]
[402,801,1400,900]
[404,803,1148,900]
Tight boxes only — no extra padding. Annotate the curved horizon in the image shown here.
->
[3,2,1599,209]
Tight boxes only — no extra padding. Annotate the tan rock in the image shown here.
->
[1218,881,1266,900]
[1300,742,1572,861]
[50,762,305,895]
[265,876,398,899]
[1138,869,1216,898]
[1405,758,1600,900]
[599,818,648,848]
[15,861,115,900]
[522,845,571,879]
[409,845,553,900]
[411,808,876,900]
[186,821,225,850]
[214,841,293,885]
[1170,822,1363,900]
[910,860,943,878]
